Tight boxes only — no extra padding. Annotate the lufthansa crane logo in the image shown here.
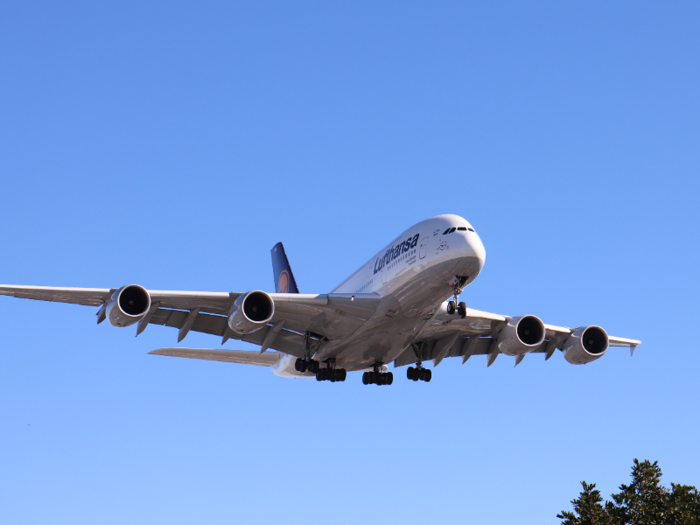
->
[277,270,290,293]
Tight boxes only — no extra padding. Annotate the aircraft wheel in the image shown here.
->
[447,301,456,315]
[386,372,394,385]
[362,372,369,385]
[458,302,467,318]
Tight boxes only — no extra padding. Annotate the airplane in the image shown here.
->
[0,214,640,385]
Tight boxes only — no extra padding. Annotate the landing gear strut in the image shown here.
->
[362,363,393,386]
[407,362,431,382]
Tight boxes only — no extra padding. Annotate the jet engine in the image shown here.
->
[228,290,275,334]
[497,315,546,355]
[563,326,609,364]
[106,285,152,327]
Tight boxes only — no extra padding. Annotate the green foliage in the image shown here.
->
[558,459,700,525]
[557,481,611,525]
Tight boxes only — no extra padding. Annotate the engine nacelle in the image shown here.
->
[106,285,151,327]
[497,315,546,356]
[563,326,609,364]
[228,291,275,335]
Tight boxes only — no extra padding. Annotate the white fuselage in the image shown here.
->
[273,214,486,376]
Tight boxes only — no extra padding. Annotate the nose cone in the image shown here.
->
[453,230,486,280]
[470,232,486,269]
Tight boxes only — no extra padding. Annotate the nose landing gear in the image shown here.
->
[447,276,468,318]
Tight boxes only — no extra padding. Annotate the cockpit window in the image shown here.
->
[449,227,456,233]
[468,228,475,232]
[457,227,467,231]
[443,228,451,235]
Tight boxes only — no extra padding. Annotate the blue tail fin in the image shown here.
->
[271,242,300,294]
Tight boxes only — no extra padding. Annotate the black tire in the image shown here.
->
[295,358,303,372]
[316,372,322,381]
[447,301,456,315]
[407,367,415,380]
[423,369,432,382]
[339,369,347,382]
[458,302,467,318]
[309,361,319,374]
[362,372,369,385]
[387,372,394,385]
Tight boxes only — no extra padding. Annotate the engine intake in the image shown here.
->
[497,315,546,356]
[563,326,609,364]
[228,291,275,334]
[106,285,151,327]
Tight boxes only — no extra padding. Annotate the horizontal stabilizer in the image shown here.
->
[149,348,281,367]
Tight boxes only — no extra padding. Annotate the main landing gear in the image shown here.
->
[407,364,431,382]
[295,358,347,382]
[362,363,393,386]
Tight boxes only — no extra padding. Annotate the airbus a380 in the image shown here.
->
[0,215,640,385]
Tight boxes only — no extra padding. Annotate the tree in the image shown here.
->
[666,484,700,525]
[558,459,700,525]
[557,481,611,525]
[607,459,668,524]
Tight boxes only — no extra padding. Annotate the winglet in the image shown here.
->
[271,242,300,293]
[631,345,637,357]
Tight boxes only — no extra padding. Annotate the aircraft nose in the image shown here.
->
[469,233,486,268]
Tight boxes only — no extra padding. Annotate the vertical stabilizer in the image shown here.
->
[271,242,300,294]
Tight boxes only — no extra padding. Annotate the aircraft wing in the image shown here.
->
[149,347,282,366]
[0,285,235,311]
[394,305,641,367]
[0,284,382,358]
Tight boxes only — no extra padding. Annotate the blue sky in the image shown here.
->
[1,2,698,524]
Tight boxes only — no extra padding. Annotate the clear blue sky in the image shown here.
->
[1,2,698,524]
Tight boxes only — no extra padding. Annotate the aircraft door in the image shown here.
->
[419,237,429,259]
